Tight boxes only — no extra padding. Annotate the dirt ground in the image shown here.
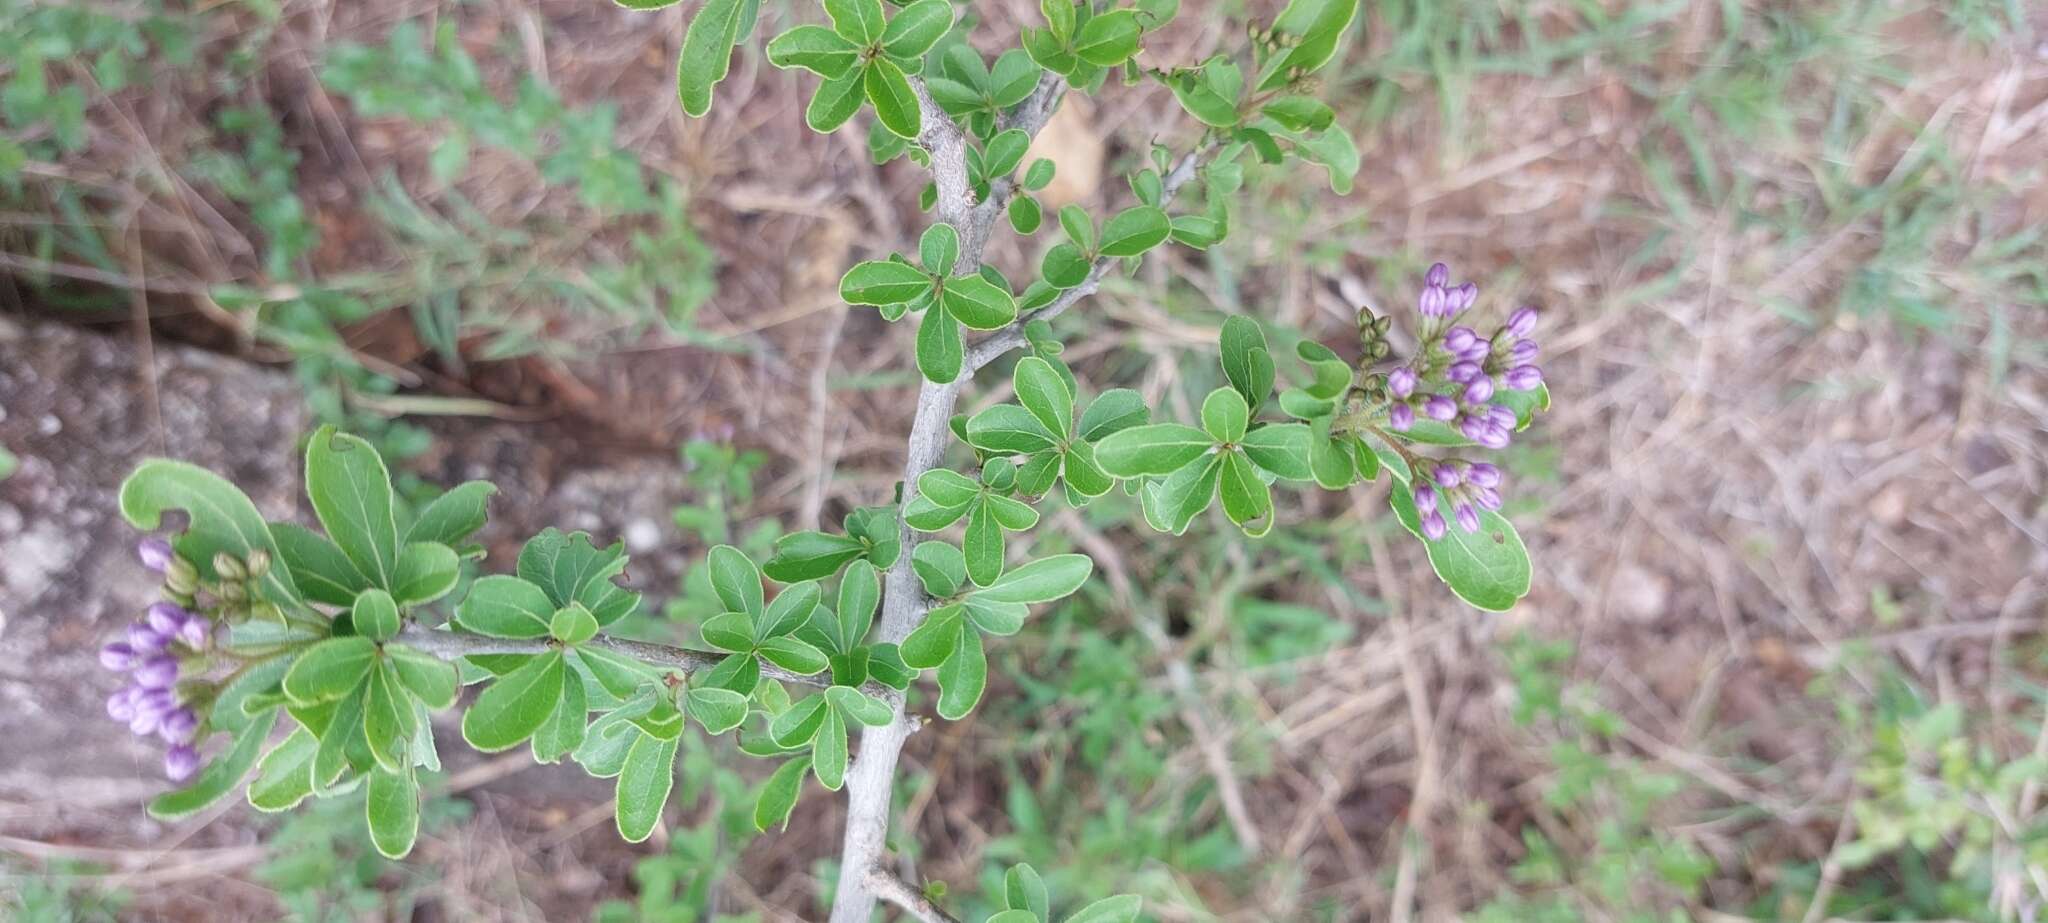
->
[4,0,2048,921]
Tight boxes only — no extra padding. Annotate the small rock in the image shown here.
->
[624,517,662,553]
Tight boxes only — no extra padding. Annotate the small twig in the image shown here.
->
[866,867,963,923]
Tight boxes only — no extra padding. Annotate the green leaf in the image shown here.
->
[677,0,747,117]
[836,559,881,651]
[900,604,963,669]
[1288,123,1359,194]
[753,756,811,831]
[1261,95,1334,131]
[759,636,830,674]
[1200,387,1250,443]
[700,611,756,653]
[840,259,931,306]
[1065,894,1143,923]
[1008,194,1043,234]
[1041,242,1091,289]
[387,645,460,709]
[248,729,319,813]
[974,553,1092,604]
[864,57,921,138]
[963,596,1028,635]
[1241,422,1313,480]
[807,68,868,132]
[1170,214,1226,249]
[826,685,893,726]
[1307,420,1358,490]
[1170,56,1242,127]
[812,708,849,789]
[1094,423,1215,477]
[615,733,679,842]
[461,651,568,752]
[550,602,600,645]
[120,460,301,604]
[1142,453,1222,534]
[1072,9,1141,66]
[362,663,416,772]
[613,0,683,8]
[1023,157,1056,190]
[767,25,860,78]
[771,694,831,747]
[1007,864,1051,918]
[706,544,764,617]
[916,302,964,383]
[920,223,960,276]
[1013,357,1075,440]
[880,0,953,60]
[391,541,459,606]
[271,523,366,607]
[305,426,399,590]
[966,403,1059,455]
[148,711,276,821]
[1097,206,1171,257]
[575,647,658,701]
[1218,450,1273,536]
[1388,483,1532,611]
[517,529,632,610]
[936,629,986,720]
[405,481,495,548]
[943,275,1018,330]
[825,0,886,44]
[1218,317,1275,410]
[962,502,1004,587]
[352,588,401,642]
[1077,389,1148,440]
[1040,0,1076,39]
[911,541,967,598]
[687,687,749,734]
[1061,442,1115,498]
[365,767,420,859]
[532,672,589,762]
[1258,0,1358,90]
[764,531,868,582]
[283,637,377,704]
[760,581,821,639]
[916,468,982,508]
[456,575,556,639]
[1058,205,1094,249]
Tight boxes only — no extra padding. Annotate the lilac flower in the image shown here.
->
[1424,396,1459,421]
[1412,484,1437,512]
[1486,405,1518,429]
[1419,509,1449,541]
[127,623,167,655]
[1443,326,1479,355]
[164,745,199,783]
[100,641,139,671]
[107,688,139,721]
[1433,463,1463,488]
[1454,502,1482,533]
[1464,377,1495,405]
[137,538,176,573]
[145,602,187,637]
[1508,340,1538,364]
[129,706,162,737]
[1475,425,1511,450]
[159,708,199,745]
[1426,262,1449,287]
[1388,403,1415,431]
[176,617,209,650]
[1447,361,1483,384]
[1467,462,1503,488]
[1460,416,1491,442]
[1474,486,1504,511]
[1447,283,1477,316]
[134,655,179,689]
[1507,306,1539,338]
[1506,365,1543,391]
[1387,367,1417,398]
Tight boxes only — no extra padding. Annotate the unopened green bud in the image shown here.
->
[244,549,270,579]
[213,552,247,581]
[218,581,247,603]
[164,564,200,595]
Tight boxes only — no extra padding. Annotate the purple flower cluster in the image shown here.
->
[1382,262,1546,538]
[101,539,210,782]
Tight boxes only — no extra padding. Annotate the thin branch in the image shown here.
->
[866,868,964,923]
[392,625,902,705]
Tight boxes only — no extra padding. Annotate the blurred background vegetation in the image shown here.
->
[2,0,2045,920]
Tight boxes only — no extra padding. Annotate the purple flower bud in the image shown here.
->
[1412,484,1438,512]
[177,617,209,650]
[1476,424,1512,450]
[129,707,162,737]
[1467,462,1503,488]
[1418,286,1447,318]
[1454,502,1482,533]
[1475,486,1504,511]
[137,538,176,573]
[1425,262,1450,288]
[1387,367,1417,398]
[1507,306,1539,338]
[107,688,138,722]
[1448,283,1478,315]
[1420,510,1448,541]
[1506,365,1544,391]
[1444,326,1478,354]
[133,655,179,689]
[1487,405,1518,429]
[127,623,167,655]
[1464,377,1495,405]
[1388,402,1415,431]
[100,641,138,671]
[145,602,188,637]
[1433,463,1463,488]
[164,745,200,782]
[1508,340,1539,364]
[1425,396,1459,421]
[1447,361,1483,384]
[159,708,199,745]
[1459,339,1494,362]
